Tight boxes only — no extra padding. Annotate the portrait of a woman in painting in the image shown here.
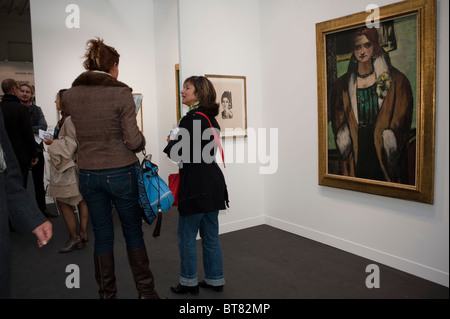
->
[328,25,414,185]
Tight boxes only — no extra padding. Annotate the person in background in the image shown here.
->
[19,82,56,218]
[164,75,229,295]
[0,79,38,187]
[0,108,53,299]
[63,38,160,299]
[44,89,89,253]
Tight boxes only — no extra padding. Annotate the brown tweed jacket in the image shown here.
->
[63,71,145,170]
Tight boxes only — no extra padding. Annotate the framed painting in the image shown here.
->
[205,74,248,138]
[316,0,436,204]
[175,64,182,123]
[133,93,143,132]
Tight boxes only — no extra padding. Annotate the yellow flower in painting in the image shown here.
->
[377,72,391,98]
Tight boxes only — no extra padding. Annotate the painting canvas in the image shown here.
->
[206,74,247,138]
[316,0,436,203]
[133,93,143,132]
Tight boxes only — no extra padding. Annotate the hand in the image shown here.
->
[31,157,38,167]
[31,220,53,248]
[43,137,54,145]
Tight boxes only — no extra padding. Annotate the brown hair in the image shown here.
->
[58,89,68,115]
[351,27,381,56]
[347,27,390,75]
[1,79,18,94]
[184,76,220,116]
[83,38,120,72]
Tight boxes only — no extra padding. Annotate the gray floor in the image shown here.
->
[8,202,449,300]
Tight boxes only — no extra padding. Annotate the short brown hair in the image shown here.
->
[83,38,120,72]
[1,78,18,94]
[184,76,219,116]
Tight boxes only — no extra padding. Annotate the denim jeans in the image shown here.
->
[177,211,225,286]
[79,163,144,255]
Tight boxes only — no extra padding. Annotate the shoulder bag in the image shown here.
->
[136,151,174,237]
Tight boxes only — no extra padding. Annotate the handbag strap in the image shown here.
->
[195,111,225,168]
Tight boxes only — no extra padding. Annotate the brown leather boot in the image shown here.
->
[127,245,160,299]
[94,252,117,299]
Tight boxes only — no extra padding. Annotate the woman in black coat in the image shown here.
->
[164,76,229,295]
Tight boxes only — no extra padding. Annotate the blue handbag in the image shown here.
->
[136,152,174,237]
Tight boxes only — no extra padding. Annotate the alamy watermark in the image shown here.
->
[65,3,380,30]
[169,122,278,175]
[365,264,380,288]
[65,264,80,288]
[366,4,380,28]
[65,4,80,29]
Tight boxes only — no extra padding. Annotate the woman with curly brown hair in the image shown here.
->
[63,38,159,299]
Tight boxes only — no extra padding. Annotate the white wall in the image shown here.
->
[152,0,180,177]
[259,0,449,287]
[178,0,267,232]
[30,0,159,156]
[0,61,35,88]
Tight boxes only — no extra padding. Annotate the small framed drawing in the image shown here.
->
[133,93,144,132]
[205,74,248,138]
[316,0,436,203]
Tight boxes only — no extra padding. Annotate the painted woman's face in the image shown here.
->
[181,81,198,106]
[353,35,374,64]
[221,97,231,110]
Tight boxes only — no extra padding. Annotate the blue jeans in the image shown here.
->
[177,211,225,286]
[79,163,144,255]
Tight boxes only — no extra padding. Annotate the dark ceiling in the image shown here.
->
[0,0,32,62]
[0,0,30,15]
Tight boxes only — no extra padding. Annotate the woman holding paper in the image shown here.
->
[44,89,89,253]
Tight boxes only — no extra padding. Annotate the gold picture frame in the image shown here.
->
[175,64,181,123]
[205,74,248,138]
[316,0,436,204]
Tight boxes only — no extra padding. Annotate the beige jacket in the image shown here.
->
[63,71,145,170]
[47,117,80,199]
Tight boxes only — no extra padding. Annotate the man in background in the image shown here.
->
[0,79,38,187]
[19,82,56,218]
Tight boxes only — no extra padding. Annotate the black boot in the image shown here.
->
[127,245,160,299]
[94,252,117,299]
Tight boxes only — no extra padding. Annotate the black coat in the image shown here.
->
[0,95,37,166]
[27,102,47,153]
[164,107,229,216]
[0,109,47,298]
